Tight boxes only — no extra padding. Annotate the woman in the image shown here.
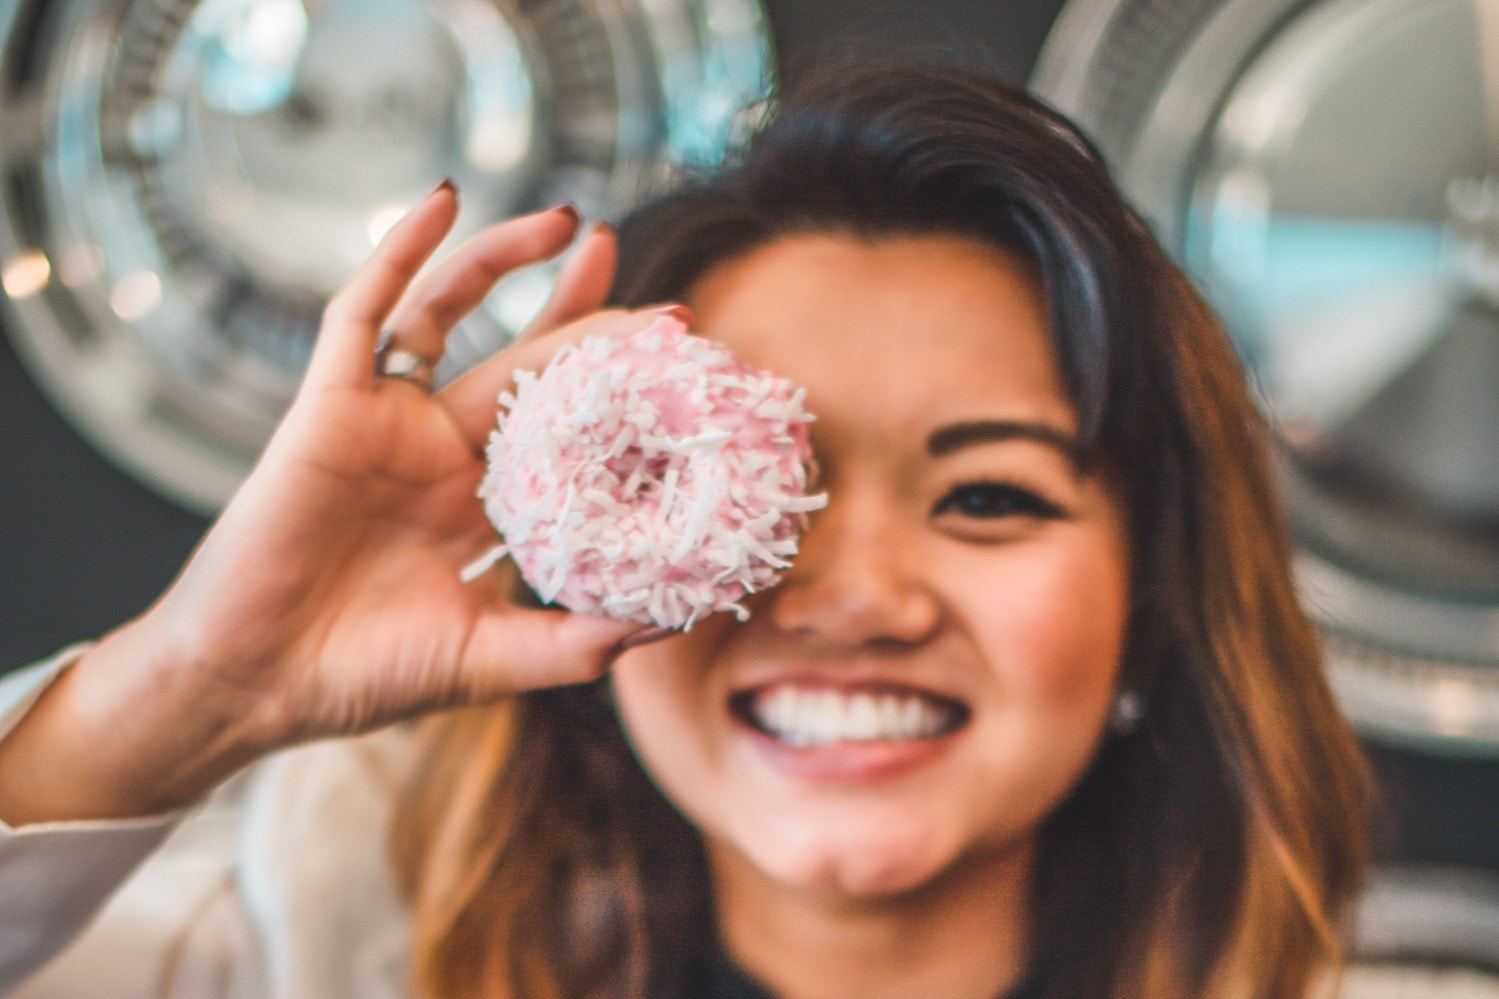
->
[0,62,1373,997]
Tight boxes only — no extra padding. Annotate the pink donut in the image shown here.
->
[474,316,827,630]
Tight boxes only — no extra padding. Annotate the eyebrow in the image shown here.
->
[925,419,1082,469]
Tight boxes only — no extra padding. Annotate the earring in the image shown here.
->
[1108,688,1146,735]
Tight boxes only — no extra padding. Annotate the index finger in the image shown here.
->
[302,181,459,394]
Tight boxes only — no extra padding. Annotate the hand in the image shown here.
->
[146,187,677,752]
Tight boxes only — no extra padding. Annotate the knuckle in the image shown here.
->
[424,295,466,330]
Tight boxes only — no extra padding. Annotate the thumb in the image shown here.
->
[457,606,666,696]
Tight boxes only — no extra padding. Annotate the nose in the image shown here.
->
[766,487,941,647]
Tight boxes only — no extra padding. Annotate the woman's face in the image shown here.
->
[611,232,1132,898]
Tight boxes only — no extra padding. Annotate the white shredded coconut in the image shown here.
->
[469,315,828,631]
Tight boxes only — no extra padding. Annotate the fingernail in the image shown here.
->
[550,202,582,227]
[618,625,673,650]
[591,219,616,237]
[647,303,694,326]
[430,177,458,199]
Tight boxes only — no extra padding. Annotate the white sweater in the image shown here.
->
[0,643,420,998]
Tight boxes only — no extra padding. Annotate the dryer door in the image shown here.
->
[0,0,773,515]
[1036,0,1499,759]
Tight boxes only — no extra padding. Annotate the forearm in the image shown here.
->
[0,612,269,825]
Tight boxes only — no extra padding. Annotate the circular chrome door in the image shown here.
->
[1034,0,1499,759]
[1345,864,1499,992]
[0,0,772,514]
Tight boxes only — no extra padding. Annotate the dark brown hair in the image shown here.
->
[392,61,1375,998]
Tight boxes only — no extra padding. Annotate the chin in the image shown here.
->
[734,809,958,898]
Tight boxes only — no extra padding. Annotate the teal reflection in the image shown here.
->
[1187,206,1452,365]
[191,0,310,115]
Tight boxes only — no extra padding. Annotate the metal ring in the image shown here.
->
[374,330,436,391]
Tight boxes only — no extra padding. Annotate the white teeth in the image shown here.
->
[812,691,842,742]
[900,697,926,738]
[762,686,797,734]
[845,694,879,740]
[748,686,957,746]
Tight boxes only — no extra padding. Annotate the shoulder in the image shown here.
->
[239,720,425,839]
[14,723,425,999]
[229,723,423,994]
[232,719,426,904]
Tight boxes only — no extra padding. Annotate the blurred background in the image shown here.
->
[0,0,1495,991]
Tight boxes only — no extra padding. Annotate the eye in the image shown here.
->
[933,480,1064,520]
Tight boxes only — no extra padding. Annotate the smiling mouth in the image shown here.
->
[728,684,972,748]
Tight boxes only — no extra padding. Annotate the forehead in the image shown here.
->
[682,233,1076,445]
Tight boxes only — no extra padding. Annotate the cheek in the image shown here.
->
[898,533,1127,856]
[947,527,1131,828]
[968,530,1130,705]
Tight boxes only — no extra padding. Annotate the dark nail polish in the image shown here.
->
[552,202,582,227]
[430,177,458,198]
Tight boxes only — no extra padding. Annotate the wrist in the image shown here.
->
[0,609,276,824]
